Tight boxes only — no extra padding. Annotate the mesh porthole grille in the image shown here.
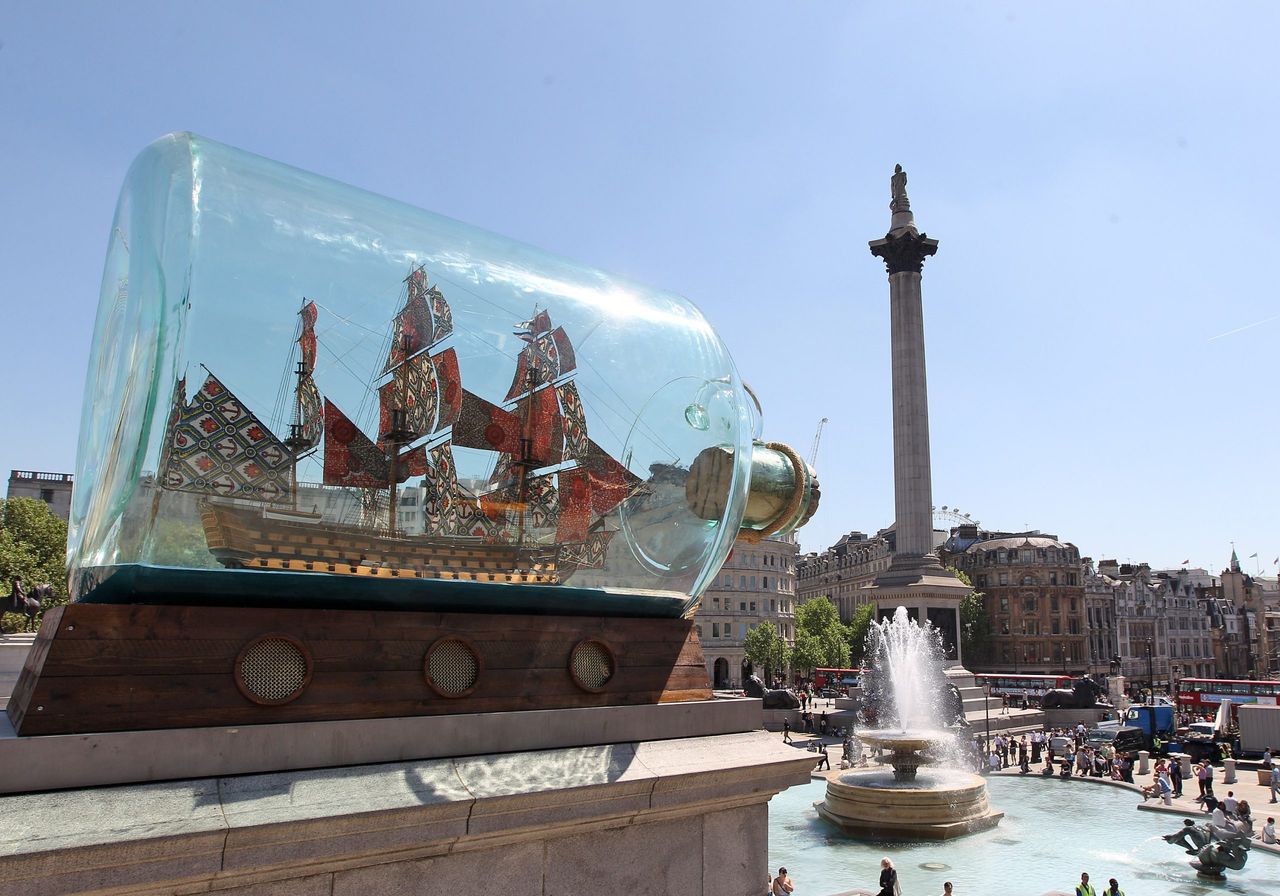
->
[237,637,309,704]
[427,638,479,697]
[570,640,615,692]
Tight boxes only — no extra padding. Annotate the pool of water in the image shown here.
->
[769,775,1279,896]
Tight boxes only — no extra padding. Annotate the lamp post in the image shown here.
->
[983,680,991,754]
[776,624,785,688]
[1152,632,1162,701]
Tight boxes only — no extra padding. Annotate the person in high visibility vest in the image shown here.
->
[1074,871,1097,896]
[1104,878,1124,896]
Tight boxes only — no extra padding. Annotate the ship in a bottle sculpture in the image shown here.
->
[173,272,631,588]
[8,132,818,738]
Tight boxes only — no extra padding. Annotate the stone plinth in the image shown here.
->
[0,731,813,896]
[0,697,761,795]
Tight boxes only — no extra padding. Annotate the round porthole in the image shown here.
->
[235,634,312,706]
[569,639,615,693]
[425,636,481,698]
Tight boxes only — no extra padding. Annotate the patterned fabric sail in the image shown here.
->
[556,381,588,460]
[299,301,318,375]
[377,353,438,441]
[453,389,522,454]
[383,284,433,374]
[323,399,390,488]
[298,375,323,446]
[509,385,563,467]
[429,282,453,344]
[160,373,293,503]
[504,321,574,400]
[433,348,462,431]
[422,442,459,534]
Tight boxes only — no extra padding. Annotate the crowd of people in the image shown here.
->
[964,725,1138,782]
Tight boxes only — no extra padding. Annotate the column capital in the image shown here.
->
[869,231,939,275]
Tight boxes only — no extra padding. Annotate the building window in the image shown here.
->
[712,623,720,638]
[1067,573,1078,586]
[771,599,777,612]
[762,576,769,589]
[1049,572,1058,586]
[750,602,757,612]
[977,575,987,588]
[999,596,1009,612]
[750,576,757,589]
[40,488,55,503]
[1052,619,1061,635]
[1024,620,1039,635]
[1051,595,1060,613]
[999,573,1009,586]
[739,575,747,589]
[1023,596,1037,612]
[1068,619,1080,635]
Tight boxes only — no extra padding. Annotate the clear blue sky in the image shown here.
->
[2,3,1276,574]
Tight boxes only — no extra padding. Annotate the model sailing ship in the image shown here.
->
[158,266,639,585]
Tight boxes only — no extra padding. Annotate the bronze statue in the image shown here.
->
[1041,675,1108,710]
[1164,817,1250,878]
[891,164,907,205]
[743,674,800,710]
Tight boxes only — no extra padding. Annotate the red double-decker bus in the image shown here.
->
[974,673,1073,701]
[1176,678,1280,717]
[814,668,863,689]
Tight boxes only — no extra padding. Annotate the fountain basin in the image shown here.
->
[815,767,1003,841]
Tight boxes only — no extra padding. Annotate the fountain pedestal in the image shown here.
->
[815,731,1003,841]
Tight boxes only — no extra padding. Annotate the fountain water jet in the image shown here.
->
[814,607,1003,840]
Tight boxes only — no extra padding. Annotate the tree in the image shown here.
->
[848,601,877,665]
[1,498,69,632]
[949,566,991,665]
[792,597,852,675]
[743,622,790,683]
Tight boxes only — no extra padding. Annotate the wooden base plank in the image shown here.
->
[6,603,712,736]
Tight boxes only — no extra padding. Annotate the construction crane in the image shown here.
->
[808,417,828,467]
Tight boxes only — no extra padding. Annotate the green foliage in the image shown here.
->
[949,565,991,664]
[1,498,69,632]
[847,601,876,665]
[792,597,852,674]
[743,622,790,681]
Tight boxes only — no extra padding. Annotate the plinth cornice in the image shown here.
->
[869,231,939,275]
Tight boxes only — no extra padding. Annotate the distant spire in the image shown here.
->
[1229,547,1241,572]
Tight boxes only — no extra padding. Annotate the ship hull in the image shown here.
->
[200,500,560,585]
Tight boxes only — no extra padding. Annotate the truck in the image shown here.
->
[1237,704,1280,755]
[1123,705,1175,744]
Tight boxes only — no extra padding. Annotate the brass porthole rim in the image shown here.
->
[234,632,313,707]
[568,638,618,694]
[424,635,483,699]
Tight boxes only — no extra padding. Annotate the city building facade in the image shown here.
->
[695,534,798,689]
[939,526,1086,674]
[7,470,73,521]
[1093,560,1214,691]
[795,530,891,622]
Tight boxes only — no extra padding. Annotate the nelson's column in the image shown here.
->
[868,165,971,672]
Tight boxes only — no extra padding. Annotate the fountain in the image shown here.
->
[814,607,1003,840]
